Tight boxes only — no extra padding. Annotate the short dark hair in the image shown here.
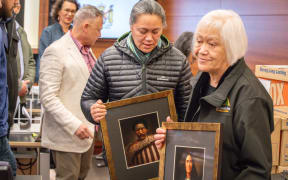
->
[132,119,148,131]
[50,0,79,22]
[174,31,194,57]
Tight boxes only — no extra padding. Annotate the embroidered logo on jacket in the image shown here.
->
[157,76,169,81]
[216,98,231,112]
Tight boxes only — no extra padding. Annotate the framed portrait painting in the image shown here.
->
[159,122,223,180]
[100,90,177,180]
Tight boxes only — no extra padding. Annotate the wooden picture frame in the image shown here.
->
[159,122,223,180]
[100,90,177,180]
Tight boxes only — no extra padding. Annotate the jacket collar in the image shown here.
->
[62,33,90,79]
[52,22,72,35]
[114,32,172,65]
[5,18,19,44]
[200,58,246,107]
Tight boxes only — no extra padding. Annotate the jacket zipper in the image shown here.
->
[142,64,147,93]
[191,88,203,122]
[191,105,201,122]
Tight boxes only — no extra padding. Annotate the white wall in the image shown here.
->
[24,0,40,49]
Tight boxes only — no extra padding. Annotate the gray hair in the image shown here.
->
[130,0,167,27]
[193,10,248,65]
[174,31,194,57]
[73,5,103,27]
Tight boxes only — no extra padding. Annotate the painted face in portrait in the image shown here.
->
[135,123,148,141]
[185,154,193,174]
[58,1,77,25]
[194,26,229,75]
[130,14,163,53]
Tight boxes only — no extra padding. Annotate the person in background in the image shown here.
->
[155,10,274,180]
[13,0,36,129]
[80,0,192,168]
[37,0,79,82]
[39,5,103,180]
[3,0,19,135]
[174,31,194,65]
[0,0,18,176]
[38,0,79,168]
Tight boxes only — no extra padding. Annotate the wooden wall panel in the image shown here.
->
[161,0,288,16]
[159,0,221,16]
[168,15,288,71]
[91,40,115,58]
[35,0,49,54]
[164,16,200,42]
[222,0,288,15]
[243,16,288,71]
[38,0,49,41]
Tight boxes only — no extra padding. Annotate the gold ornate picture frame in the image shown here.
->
[100,90,177,180]
[159,122,223,180]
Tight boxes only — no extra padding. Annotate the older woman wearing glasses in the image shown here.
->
[37,0,79,81]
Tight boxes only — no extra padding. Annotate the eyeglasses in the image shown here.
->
[63,8,76,14]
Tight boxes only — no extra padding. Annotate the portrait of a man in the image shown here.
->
[119,112,160,168]
[173,146,205,180]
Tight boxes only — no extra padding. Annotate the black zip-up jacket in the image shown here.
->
[6,18,19,130]
[81,33,192,123]
[185,59,274,180]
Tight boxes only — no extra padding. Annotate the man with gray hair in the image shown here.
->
[39,5,103,180]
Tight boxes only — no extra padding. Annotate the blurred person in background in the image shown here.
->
[13,0,36,129]
[0,0,18,176]
[174,31,194,65]
[37,0,79,82]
